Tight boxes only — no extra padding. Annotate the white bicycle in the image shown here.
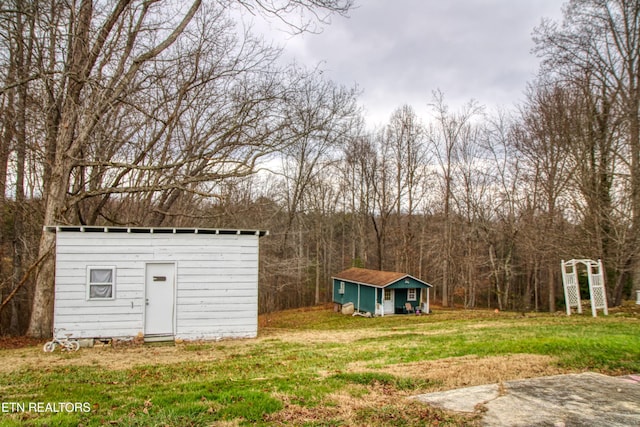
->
[43,329,80,352]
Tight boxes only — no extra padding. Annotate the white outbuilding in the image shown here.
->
[46,226,267,342]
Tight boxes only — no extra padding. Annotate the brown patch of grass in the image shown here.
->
[0,336,44,349]
[264,392,353,425]
[348,354,567,391]
[266,386,480,426]
[259,327,386,344]
[259,303,334,328]
[0,341,236,373]
[609,300,640,316]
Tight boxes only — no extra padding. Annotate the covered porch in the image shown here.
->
[376,283,430,316]
[332,267,432,316]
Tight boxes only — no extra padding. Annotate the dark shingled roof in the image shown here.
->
[333,267,409,287]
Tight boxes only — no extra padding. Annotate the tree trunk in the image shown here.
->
[315,229,321,305]
[547,265,556,313]
[26,164,67,337]
[630,97,640,296]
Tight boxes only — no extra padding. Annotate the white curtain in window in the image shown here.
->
[90,269,112,283]
[90,284,113,298]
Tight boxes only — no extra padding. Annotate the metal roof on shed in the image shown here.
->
[44,225,268,237]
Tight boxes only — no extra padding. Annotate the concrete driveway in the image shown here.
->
[412,372,640,426]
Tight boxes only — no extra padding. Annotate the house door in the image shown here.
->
[144,263,175,336]
[383,288,394,314]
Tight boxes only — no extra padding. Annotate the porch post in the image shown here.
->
[427,287,430,313]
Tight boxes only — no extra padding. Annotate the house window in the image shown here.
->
[87,267,115,300]
[407,288,417,301]
[339,281,345,294]
[384,289,392,301]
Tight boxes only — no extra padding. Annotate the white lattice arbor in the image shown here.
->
[561,259,608,317]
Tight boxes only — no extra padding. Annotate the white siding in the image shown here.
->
[53,231,260,340]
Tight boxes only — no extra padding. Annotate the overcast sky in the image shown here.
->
[249,0,566,127]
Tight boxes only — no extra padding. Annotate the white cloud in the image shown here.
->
[243,0,565,127]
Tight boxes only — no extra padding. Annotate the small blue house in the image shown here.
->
[332,267,432,316]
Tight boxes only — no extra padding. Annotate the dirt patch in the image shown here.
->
[260,327,383,344]
[259,325,459,345]
[266,386,479,426]
[0,342,235,374]
[348,354,567,391]
[0,336,44,350]
[611,300,640,316]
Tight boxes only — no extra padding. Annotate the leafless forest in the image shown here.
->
[1,0,640,336]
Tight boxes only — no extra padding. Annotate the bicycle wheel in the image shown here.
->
[43,342,56,352]
[68,341,80,351]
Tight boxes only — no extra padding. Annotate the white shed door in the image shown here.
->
[144,263,175,336]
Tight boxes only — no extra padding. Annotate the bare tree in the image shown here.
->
[270,69,358,307]
[5,0,354,337]
[513,83,577,311]
[566,73,629,305]
[368,129,399,271]
[339,131,375,270]
[277,70,358,251]
[478,110,528,311]
[452,114,490,308]
[0,0,39,334]
[428,91,484,307]
[303,169,341,304]
[534,0,640,298]
[386,105,427,274]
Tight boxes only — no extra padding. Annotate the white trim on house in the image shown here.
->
[330,274,433,290]
[86,265,116,300]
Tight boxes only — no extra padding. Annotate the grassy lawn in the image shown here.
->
[0,305,638,426]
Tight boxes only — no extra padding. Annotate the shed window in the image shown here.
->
[339,281,345,294]
[87,267,115,300]
[407,288,417,301]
